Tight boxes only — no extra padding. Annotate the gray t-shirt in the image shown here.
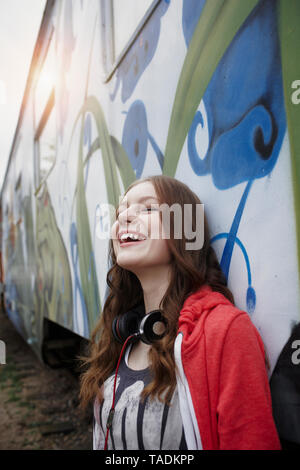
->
[93,344,187,450]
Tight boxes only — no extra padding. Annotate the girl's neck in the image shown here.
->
[136,265,171,313]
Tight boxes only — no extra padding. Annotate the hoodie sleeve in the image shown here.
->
[216,313,281,450]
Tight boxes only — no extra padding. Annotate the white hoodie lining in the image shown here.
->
[174,333,203,450]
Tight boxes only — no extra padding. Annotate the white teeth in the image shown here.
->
[120,233,145,241]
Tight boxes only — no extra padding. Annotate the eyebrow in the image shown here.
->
[138,196,159,203]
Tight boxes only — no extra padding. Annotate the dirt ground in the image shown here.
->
[0,307,93,450]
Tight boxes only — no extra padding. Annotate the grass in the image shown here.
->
[18,401,36,409]
[0,356,22,402]
[0,355,18,384]
[0,354,36,411]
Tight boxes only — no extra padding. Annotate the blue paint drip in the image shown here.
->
[246,286,256,315]
[220,180,253,279]
[211,230,256,314]
[211,233,252,286]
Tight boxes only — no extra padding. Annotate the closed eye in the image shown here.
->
[143,205,160,212]
[115,204,159,219]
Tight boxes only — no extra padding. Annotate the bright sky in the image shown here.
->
[0,0,46,191]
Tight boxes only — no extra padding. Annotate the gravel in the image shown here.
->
[0,307,93,450]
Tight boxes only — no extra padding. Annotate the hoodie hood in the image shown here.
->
[178,284,233,346]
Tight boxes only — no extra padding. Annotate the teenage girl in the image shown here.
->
[79,175,281,450]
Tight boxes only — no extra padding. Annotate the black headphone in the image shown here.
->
[112,303,168,345]
[105,303,168,449]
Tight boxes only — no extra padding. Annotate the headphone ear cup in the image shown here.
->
[112,316,122,343]
[139,310,167,345]
[112,312,141,344]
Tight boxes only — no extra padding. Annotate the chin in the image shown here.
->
[116,255,140,270]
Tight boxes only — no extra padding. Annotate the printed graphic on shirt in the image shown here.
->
[93,349,187,450]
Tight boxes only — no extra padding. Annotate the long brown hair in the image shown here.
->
[78,175,234,410]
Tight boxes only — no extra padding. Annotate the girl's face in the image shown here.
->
[111,181,171,274]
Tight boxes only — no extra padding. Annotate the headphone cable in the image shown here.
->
[104,333,138,450]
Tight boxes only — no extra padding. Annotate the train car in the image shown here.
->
[0,0,299,446]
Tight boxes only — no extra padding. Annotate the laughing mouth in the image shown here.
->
[118,232,147,245]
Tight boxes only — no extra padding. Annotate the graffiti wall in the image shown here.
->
[1,0,299,387]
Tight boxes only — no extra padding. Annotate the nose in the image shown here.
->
[117,204,139,225]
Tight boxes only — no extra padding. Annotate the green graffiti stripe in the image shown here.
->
[64,109,100,331]
[69,96,135,213]
[163,0,259,177]
[74,96,136,329]
[83,96,121,209]
[68,92,137,330]
[76,123,100,329]
[83,136,135,196]
[278,0,300,288]
[110,136,136,191]
[83,137,100,166]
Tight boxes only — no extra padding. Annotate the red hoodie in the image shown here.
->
[174,284,281,450]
